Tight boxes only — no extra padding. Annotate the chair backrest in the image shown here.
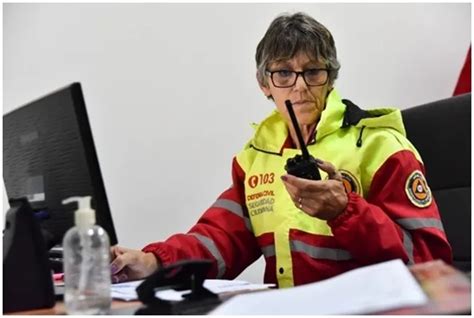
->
[402,93,471,272]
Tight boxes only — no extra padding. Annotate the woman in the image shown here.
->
[110,12,452,287]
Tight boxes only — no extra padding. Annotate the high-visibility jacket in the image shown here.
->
[143,89,452,288]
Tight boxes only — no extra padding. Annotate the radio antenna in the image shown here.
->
[285,100,310,159]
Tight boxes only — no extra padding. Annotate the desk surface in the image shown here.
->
[8,260,471,315]
[9,300,141,315]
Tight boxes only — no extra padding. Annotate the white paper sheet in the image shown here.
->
[110,278,273,302]
[111,280,143,301]
[210,259,428,315]
[156,280,274,301]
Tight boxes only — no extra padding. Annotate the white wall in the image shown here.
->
[3,3,471,283]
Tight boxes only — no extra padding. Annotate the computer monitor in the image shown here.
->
[3,82,118,248]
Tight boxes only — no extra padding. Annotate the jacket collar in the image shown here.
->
[249,89,405,154]
[250,89,346,154]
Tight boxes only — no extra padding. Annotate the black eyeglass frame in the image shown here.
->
[265,68,330,88]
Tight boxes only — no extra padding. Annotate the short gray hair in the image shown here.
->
[256,12,340,87]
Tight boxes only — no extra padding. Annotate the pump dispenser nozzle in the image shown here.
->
[63,196,96,228]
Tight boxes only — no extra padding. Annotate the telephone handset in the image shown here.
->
[135,259,222,314]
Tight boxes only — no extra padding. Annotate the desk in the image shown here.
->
[9,260,471,315]
[9,300,141,315]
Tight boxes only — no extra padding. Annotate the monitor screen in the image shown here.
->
[3,82,118,247]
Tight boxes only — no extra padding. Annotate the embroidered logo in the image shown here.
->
[405,170,432,208]
[246,190,275,216]
[248,175,259,188]
[248,173,275,189]
[340,169,360,194]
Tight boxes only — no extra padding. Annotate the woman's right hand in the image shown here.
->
[110,246,159,283]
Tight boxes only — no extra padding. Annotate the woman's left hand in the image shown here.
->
[281,159,348,220]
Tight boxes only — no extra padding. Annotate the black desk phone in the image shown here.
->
[135,259,222,315]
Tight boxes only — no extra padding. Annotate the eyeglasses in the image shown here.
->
[265,69,329,88]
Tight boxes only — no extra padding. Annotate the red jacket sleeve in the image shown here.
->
[328,149,452,265]
[141,158,261,279]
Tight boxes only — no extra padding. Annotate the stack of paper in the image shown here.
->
[210,259,428,315]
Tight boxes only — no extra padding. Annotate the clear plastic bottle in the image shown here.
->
[62,196,111,315]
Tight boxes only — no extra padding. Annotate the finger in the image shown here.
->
[282,175,326,199]
[296,197,306,210]
[282,182,308,209]
[282,179,299,201]
[110,246,128,272]
[281,174,305,187]
[329,170,343,182]
[110,253,132,275]
[112,275,120,284]
[315,160,342,181]
[281,174,322,190]
[112,272,129,284]
[110,245,128,259]
[315,159,336,175]
[110,245,121,261]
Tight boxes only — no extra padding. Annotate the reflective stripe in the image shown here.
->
[396,218,444,265]
[261,245,275,258]
[189,233,226,278]
[396,218,445,231]
[290,240,352,261]
[402,230,415,265]
[212,199,252,232]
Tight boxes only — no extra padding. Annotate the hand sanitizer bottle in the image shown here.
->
[62,196,111,315]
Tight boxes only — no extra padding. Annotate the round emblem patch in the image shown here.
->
[340,170,360,194]
[405,170,432,208]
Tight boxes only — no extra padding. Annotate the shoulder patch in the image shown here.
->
[405,170,432,208]
[340,169,361,194]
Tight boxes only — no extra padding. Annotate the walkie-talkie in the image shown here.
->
[284,100,321,180]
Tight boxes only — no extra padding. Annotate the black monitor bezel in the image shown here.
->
[3,82,118,246]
